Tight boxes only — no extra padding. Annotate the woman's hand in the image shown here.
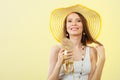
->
[57,49,73,66]
[63,50,73,62]
[57,49,64,66]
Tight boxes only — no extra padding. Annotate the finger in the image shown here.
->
[64,50,73,54]
[59,49,65,53]
[67,50,73,53]
[66,53,73,56]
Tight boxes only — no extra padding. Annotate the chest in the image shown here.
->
[73,49,86,61]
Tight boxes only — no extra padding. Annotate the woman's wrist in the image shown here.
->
[56,60,62,68]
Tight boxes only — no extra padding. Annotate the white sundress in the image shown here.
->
[59,47,91,80]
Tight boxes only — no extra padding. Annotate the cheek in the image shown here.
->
[80,27,83,32]
[66,23,71,30]
[66,26,71,31]
[80,25,83,30]
[66,23,70,27]
[78,23,83,29]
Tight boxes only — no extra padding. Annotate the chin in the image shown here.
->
[70,33,81,36]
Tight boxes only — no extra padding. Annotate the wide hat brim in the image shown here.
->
[50,4,102,43]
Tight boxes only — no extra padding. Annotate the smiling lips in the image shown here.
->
[71,27,79,31]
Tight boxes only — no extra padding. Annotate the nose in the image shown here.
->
[72,21,77,26]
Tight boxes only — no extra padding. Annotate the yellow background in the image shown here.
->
[0,0,120,80]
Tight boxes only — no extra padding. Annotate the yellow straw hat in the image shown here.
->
[50,4,102,43]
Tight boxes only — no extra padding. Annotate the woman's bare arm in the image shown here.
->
[91,45,105,80]
[88,47,97,80]
[47,45,64,80]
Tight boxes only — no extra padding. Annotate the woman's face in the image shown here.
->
[66,13,83,36]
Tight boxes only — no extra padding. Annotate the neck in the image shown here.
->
[69,35,83,49]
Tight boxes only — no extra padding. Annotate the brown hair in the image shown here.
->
[64,12,102,46]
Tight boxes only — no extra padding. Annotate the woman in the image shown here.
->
[48,4,105,80]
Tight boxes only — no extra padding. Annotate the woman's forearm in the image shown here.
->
[48,62,62,80]
[91,57,105,80]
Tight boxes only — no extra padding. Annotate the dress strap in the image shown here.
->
[86,47,89,55]
[84,47,90,61]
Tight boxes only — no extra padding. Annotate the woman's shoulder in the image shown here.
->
[87,46,97,59]
[49,44,62,62]
[51,44,62,52]
[87,46,97,53]
[50,44,62,56]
